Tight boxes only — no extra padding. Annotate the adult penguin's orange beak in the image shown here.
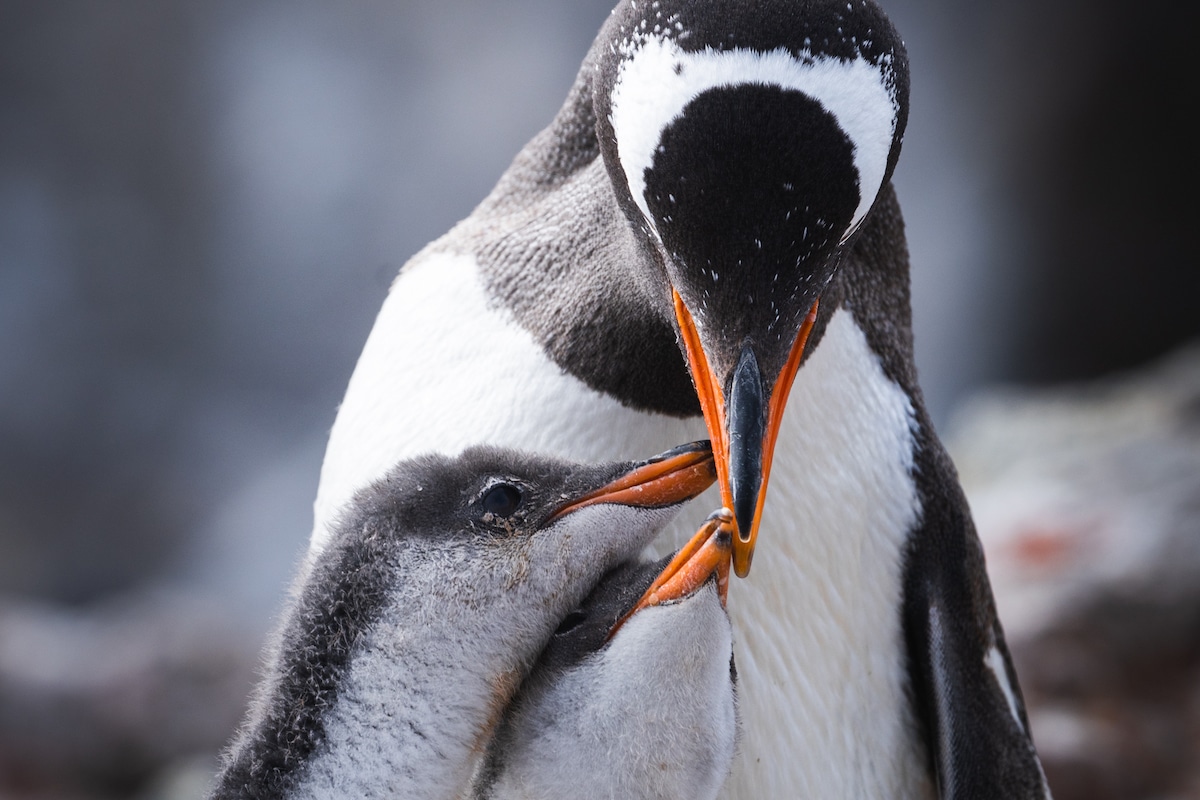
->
[672,291,820,578]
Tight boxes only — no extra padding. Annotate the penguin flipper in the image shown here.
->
[903,434,1052,800]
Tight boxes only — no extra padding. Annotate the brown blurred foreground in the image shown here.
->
[953,343,1200,799]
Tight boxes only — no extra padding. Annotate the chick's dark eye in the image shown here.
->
[482,483,522,517]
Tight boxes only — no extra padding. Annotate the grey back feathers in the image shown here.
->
[480,558,737,800]
[210,447,703,800]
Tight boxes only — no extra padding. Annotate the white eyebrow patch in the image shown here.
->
[608,36,900,241]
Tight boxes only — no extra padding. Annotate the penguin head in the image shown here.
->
[329,439,718,606]
[592,0,909,575]
[214,442,716,799]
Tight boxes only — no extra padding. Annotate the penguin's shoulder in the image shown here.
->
[417,57,697,417]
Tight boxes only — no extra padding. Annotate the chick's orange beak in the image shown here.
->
[607,508,735,640]
[550,440,716,520]
[672,290,818,578]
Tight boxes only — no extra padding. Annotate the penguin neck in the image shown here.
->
[705,184,939,795]
[717,306,934,797]
[825,182,920,398]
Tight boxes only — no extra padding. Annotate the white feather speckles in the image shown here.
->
[609,36,900,245]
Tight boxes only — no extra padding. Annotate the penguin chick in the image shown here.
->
[481,511,738,800]
[210,442,715,800]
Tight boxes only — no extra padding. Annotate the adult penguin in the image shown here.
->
[309,0,1051,796]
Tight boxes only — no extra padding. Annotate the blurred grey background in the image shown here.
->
[0,1,1194,798]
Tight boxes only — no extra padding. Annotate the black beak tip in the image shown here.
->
[732,493,756,544]
[727,344,765,545]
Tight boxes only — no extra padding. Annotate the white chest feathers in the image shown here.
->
[716,309,933,799]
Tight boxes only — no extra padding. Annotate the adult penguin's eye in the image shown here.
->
[481,483,523,518]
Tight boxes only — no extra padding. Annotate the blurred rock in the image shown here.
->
[0,589,260,800]
[948,341,1200,800]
